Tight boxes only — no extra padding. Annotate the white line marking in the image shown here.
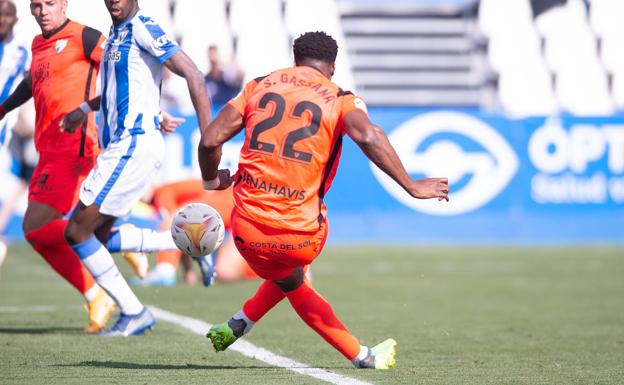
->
[148,306,375,385]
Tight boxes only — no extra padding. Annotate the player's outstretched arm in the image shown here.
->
[0,75,33,121]
[198,104,244,190]
[165,50,212,133]
[60,96,101,133]
[344,109,449,201]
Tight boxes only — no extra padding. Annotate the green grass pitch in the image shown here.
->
[1,243,623,384]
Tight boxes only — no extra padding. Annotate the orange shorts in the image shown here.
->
[28,152,95,214]
[231,209,328,280]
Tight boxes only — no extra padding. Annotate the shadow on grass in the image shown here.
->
[0,327,82,335]
[58,361,270,370]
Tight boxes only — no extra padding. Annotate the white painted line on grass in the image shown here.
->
[148,306,375,385]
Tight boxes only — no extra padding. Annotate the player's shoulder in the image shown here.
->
[132,9,168,35]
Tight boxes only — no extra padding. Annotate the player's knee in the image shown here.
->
[273,267,305,292]
[64,220,87,246]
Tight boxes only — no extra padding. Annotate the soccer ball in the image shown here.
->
[171,203,225,258]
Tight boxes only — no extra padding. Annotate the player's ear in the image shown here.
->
[330,63,336,78]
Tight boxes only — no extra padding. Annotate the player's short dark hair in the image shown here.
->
[293,31,338,65]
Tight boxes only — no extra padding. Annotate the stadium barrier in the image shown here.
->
[1,107,623,244]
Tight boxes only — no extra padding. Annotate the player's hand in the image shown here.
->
[160,111,185,135]
[203,169,234,190]
[60,108,87,133]
[409,178,449,201]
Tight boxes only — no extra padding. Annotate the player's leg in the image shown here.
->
[105,223,177,254]
[69,132,167,335]
[22,201,115,333]
[105,222,176,281]
[65,202,154,336]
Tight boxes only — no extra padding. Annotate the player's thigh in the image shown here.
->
[28,153,95,216]
[65,202,115,244]
[80,132,165,218]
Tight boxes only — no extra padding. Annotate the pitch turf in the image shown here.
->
[1,244,623,385]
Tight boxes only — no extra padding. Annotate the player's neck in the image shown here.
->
[41,18,69,39]
[0,31,13,43]
[298,60,331,79]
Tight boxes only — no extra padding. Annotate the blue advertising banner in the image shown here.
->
[1,107,622,244]
[325,109,624,244]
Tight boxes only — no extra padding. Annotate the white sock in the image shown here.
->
[81,242,144,315]
[232,310,255,335]
[119,226,177,252]
[84,284,101,302]
[351,345,370,366]
[155,262,176,276]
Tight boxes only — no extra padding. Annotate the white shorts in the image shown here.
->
[79,130,164,217]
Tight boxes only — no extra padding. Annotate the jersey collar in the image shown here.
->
[42,18,70,40]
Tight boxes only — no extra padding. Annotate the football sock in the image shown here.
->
[242,280,286,322]
[154,262,176,276]
[155,249,182,268]
[84,284,102,302]
[107,226,177,253]
[72,235,143,315]
[351,346,373,368]
[25,219,97,296]
[284,281,361,360]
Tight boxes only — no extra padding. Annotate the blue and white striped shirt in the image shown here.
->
[98,9,180,148]
[0,35,30,146]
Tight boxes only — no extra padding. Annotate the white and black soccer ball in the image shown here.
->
[171,203,225,258]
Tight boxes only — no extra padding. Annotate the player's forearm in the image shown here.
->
[87,96,101,111]
[184,69,212,131]
[355,126,415,195]
[198,142,222,182]
[166,51,212,130]
[1,77,32,114]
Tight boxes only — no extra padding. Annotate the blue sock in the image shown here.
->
[107,230,122,253]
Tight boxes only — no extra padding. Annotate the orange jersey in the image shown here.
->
[229,66,365,232]
[30,20,104,157]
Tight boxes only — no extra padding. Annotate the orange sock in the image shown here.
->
[285,281,360,360]
[242,280,285,322]
[25,219,97,295]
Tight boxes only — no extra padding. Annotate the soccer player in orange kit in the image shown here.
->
[0,0,114,333]
[197,31,449,369]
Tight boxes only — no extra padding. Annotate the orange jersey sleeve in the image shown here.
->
[30,21,102,158]
[231,66,362,232]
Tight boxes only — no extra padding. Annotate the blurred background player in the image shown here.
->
[204,45,244,106]
[0,0,30,267]
[61,0,212,336]
[0,102,36,269]
[131,179,258,287]
[198,31,449,369]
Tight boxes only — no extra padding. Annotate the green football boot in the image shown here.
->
[206,322,238,352]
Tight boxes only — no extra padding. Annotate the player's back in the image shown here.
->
[231,66,357,232]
